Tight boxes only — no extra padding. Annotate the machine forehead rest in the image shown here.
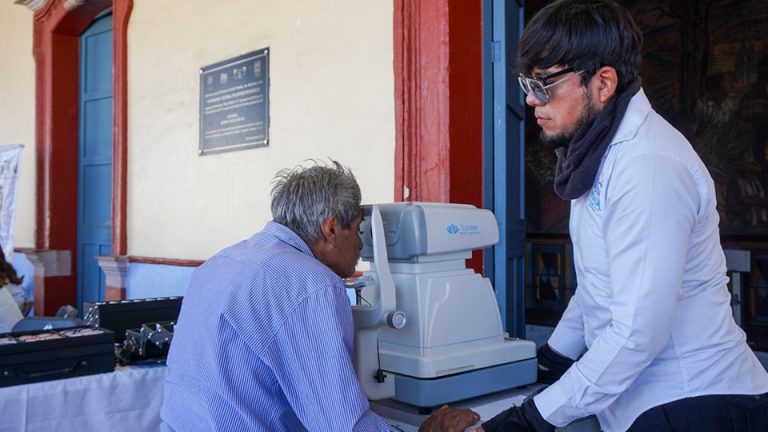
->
[359,202,499,262]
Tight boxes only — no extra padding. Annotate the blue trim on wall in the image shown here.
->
[126,262,195,299]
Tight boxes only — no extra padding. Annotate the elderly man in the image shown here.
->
[161,160,417,431]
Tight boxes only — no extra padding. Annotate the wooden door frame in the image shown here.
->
[26,0,132,314]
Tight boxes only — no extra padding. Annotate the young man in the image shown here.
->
[161,161,411,431]
[420,1,768,431]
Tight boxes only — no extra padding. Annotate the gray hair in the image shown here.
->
[270,159,362,242]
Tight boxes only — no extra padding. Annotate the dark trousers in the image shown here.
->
[627,393,768,431]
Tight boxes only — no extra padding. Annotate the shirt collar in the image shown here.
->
[258,221,315,258]
[611,87,653,145]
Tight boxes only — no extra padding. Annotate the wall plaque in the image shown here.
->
[199,48,269,155]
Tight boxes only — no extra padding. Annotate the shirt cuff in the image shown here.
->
[548,326,585,360]
[533,382,571,427]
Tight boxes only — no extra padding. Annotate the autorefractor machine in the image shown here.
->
[348,202,536,409]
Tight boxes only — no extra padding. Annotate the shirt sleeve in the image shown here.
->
[535,153,698,426]
[548,285,587,360]
[263,284,393,432]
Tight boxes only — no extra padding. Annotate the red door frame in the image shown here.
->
[394,0,484,269]
[31,0,132,315]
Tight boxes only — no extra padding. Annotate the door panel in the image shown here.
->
[82,98,113,159]
[77,14,113,310]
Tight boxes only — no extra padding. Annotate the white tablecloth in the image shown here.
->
[0,364,168,432]
[0,364,600,432]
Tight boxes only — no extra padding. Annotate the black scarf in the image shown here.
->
[553,79,642,200]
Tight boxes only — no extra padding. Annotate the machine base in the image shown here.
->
[391,357,536,408]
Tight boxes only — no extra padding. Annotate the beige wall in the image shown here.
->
[0,4,35,249]
[128,0,395,260]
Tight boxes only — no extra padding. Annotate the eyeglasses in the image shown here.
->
[518,67,585,102]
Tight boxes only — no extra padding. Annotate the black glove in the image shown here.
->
[537,343,575,385]
[481,398,554,432]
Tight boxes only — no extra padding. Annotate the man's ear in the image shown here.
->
[319,215,339,250]
[593,66,618,104]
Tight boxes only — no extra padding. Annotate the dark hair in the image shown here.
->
[517,0,643,91]
[0,245,23,288]
[271,159,361,242]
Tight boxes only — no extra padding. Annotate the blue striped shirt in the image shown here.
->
[160,222,393,431]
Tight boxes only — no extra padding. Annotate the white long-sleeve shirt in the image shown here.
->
[534,89,768,431]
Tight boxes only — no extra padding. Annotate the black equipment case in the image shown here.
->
[0,326,115,387]
[84,297,182,343]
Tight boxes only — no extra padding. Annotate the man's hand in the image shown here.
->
[481,399,554,432]
[418,405,481,432]
[537,343,575,385]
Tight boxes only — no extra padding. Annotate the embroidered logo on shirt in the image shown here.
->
[589,180,603,212]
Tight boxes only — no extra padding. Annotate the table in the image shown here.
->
[0,364,168,432]
[0,365,600,431]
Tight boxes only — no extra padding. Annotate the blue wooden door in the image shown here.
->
[77,14,113,311]
[484,0,526,337]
